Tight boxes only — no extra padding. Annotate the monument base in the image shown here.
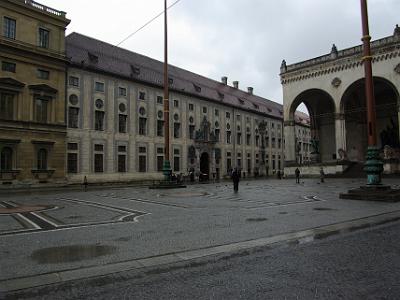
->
[339,185,400,202]
[149,181,186,189]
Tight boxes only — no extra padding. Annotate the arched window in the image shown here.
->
[37,148,47,170]
[0,147,13,171]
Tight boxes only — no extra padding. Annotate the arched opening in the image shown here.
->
[341,77,399,162]
[289,89,336,163]
[200,152,209,180]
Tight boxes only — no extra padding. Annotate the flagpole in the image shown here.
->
[360,0,383,185]
[162,0,171,180]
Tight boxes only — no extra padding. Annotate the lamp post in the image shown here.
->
[162,0,172,180]
[360,0,383,185]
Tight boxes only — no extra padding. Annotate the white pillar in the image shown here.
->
[335,114,346,156]
[284,120,296,164]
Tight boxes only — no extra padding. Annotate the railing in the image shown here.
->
[23,0,66,18]
[285,35,398,73]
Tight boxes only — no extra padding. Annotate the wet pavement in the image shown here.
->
[1,178,400,292]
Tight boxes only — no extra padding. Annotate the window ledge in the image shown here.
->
[0,169,21,180]
[31,169,55,174]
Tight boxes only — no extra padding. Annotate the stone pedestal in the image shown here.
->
[339,185,400,202]
[310,153,320,163]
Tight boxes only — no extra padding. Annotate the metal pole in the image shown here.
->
[360,0,377,146]
[162,0,171,179]
[360,0,383,185]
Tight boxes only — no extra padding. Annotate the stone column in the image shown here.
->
[284,120,296,165]
[195,148,201,175]
[335,113,346,156]
[211,148,216,177]
[398,104,400,144]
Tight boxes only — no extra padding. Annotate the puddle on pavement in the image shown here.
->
[246,217,268,222]
[31,244,117,264]
[66,215,82,219]
[159,191,208,198]
[114,236,132,242]
[313,207,337,211]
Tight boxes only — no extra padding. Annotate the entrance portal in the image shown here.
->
[200,152,209,181]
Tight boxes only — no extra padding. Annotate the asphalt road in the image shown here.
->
[7,220,400,300]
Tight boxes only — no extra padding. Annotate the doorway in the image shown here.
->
[200,152,209,181]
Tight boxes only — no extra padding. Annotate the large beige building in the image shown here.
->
[65,33,310,183]
[0,0,70,185]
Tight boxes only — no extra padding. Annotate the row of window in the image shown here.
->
[3,16,50,48]
[68,109,283,148]
[67,143,180,174]
[0,142,283,175]
[0,147,48,171]
[68,78,281,130]
[1,61,50,79]
[0,91,50,122]
[65,142,283,176]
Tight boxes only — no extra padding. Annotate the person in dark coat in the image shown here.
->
[320,167,325,183]
[231,168,240,192]
[83,175,88,191]
[295,168,300,184]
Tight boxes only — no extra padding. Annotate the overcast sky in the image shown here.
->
[40,0,399,111]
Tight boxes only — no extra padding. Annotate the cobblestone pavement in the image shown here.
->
[1,178,400,286]
[7,220,400,299]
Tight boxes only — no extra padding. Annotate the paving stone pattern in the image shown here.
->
[8,221,400,299]
[1,178,400,283]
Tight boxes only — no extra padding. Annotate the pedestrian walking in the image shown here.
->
[231,168,240,192]
[295,167,300,184]
[320,167,325,183]
[83,175,88,191]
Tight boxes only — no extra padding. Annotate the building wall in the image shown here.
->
[282,32,400,164]
[0,0,70,184]
[66,67,302,183]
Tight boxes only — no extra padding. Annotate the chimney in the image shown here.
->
[247,87,253,95]
[221,76,228,85]
[232,81,239,89]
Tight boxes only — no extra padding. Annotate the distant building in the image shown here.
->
[65,33,309,183]
[0,0,70,184]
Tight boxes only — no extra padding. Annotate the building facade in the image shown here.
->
[282,26,400,175]
[65,33,309,183]
[0,0,70,184]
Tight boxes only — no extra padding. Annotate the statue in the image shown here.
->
[310,139,320,154]
[195,129,202,140]
[380,119,399,149]
[338,148,348,161]
[188,146,196,159]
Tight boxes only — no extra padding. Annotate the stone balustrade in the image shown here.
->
[23,0,66,18]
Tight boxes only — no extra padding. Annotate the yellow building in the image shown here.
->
[0,0,70,184]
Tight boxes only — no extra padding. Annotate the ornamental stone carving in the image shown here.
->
[395,63,400,74]
[331,77,342,87]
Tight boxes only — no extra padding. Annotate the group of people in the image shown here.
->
[231,167,326,192]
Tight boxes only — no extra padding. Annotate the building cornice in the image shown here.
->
[281,34,400,85]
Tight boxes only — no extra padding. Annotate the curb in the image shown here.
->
[2,210,400,293]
